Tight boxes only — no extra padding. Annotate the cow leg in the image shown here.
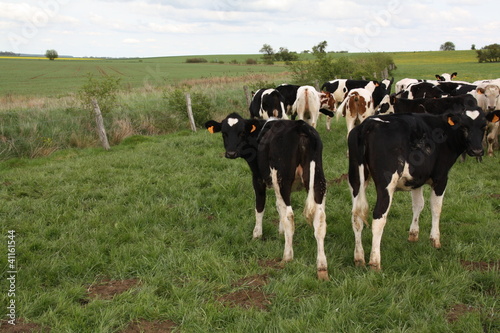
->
[369,172,397,271]
[429,188,444,249]
[350,165,369,267]
[326,116,332,131]
[303,161,328,280]
[271,169,294,262]
[408,187,425,242]
[252,177,266,239]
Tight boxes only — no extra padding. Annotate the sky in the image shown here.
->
[1,0,499,58]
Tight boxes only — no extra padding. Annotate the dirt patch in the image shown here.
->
[217,273,274,310]
[460,260,499,271]
[329,173,348,185]
[0,318,50,332]
[120,319,176,333]
[232,274,269,288]
[446,303,478,323]
[81,278,140,303]
[258,258,284,270]
[217,288,273,310]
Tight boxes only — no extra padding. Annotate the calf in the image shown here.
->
[205,113,329,280]
[348,109,489,270]
[249,88,287,119]
[337,88,375,136]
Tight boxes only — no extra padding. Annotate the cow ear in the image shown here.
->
[445,113,460,127]
[205,120,222,134]
[486,111,500,123]
[246,120,260,134]
[451,72,457,79]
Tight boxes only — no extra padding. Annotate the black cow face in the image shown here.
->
[446,109,487,157]
[205,113,260,159]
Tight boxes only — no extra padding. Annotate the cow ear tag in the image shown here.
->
[447,117,455,126]
[250,125,257,133]
[208,126,215,134]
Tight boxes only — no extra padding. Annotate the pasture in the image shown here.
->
[0,50,499,332]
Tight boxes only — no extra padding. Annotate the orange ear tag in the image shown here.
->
[492,115,500,123]
[251,125,257,133]
[447,117,455,126]
[208,126,215,134]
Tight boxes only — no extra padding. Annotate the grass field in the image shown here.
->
[0,117,498,332]
[1,50,498,98]
[0,50,499,332]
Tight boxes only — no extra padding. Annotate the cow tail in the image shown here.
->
[347,127,369,227]
[336,98,348,121]
[305,88,310,112]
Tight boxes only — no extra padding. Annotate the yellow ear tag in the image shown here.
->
[208,126,215,134]
[492,115,500,123]
[447,117,455,126]
[251,125,257,133]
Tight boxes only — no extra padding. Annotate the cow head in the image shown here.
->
[205,113,261,160]
[483,84,500,111]
[319,91,336,113]
[445,108,487,157]
[436,72,457,81]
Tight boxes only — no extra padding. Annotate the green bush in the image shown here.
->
[78,73,122,114]
[164,89,214,127]
[186,58,208,63]
[476,44,500,63]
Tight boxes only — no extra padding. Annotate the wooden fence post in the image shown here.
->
[243,86,252,107]
[91,98,110,150]
[185,93,197,132]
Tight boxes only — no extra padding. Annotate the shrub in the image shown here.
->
[78,73,122,114]
[246,58,258,65]
[476,44,500,63]
[186,58,208,63]
[163,89,214,127]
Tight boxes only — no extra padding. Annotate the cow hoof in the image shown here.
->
[369,262,381,271]
[408,232,419,242]
[317,270,329,281]
[354,259,365,267]
[430,239,441,249]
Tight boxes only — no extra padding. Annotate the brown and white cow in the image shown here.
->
[337,88,375,137]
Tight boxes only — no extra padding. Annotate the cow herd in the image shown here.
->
[205,72,500,280]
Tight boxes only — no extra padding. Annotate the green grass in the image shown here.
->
[0,50,498,331]
[0,56,286,97]
[0,116,498,332]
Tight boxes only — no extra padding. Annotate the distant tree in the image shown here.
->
[312,41,328,57]
[45,49,58,60]
[275,47,299,63]
[476,43,500,63]
[439,42,455,51]
[471,44,476,50]
[259,44,275,64]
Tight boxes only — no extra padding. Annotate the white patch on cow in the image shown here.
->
[253,209,264,239]
[372,117,390,123]
[227,118,239,127]
[465,110,480,120]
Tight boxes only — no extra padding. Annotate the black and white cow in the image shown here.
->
[379,94,478,115]
[437,82,477,96]
[399,81,445,99]
[347,109,489,270]
[321,78,393,129]
[275,84,300,115]
[205,113,329,280]
[249,88,287,119]
[435,72,457,81]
